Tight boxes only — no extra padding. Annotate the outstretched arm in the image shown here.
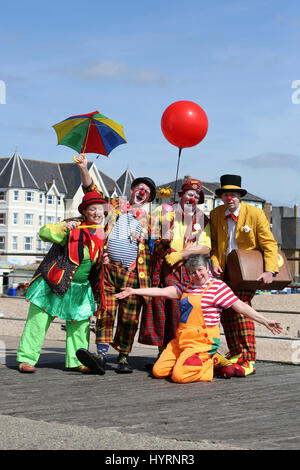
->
[39,220,80,245]
[115,285,180,300]
[232,300,282,335]
[76,153,93,188]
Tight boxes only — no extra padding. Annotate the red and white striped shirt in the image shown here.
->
[175,279,238,327]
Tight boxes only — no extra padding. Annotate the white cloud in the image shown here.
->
[78,59,167,86]
[132,68,167,85]
[80,60,126,79]
[234,152,300,171]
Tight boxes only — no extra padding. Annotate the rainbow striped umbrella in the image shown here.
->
[52,110,127,157]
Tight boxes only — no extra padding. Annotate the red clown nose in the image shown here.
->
[188,197,196,204]
[227,196,233,201]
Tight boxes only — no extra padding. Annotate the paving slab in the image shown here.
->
[0,334,300,451]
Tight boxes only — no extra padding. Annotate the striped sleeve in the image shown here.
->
[213,281,239,309]
[175,280,190,297]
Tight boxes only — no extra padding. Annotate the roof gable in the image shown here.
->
[0,151,39,189]
[58,162,93,198]
[99,170,121,197]
[117,168,135,199]
[25,159,67,194]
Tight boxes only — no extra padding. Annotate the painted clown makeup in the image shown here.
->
[131,184,151,205]
[180,189,201,212]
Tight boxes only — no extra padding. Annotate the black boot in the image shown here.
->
[144,347,164,372]
[115,353,133,374]
[76,349,106,375]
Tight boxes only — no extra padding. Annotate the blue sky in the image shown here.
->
[1,0,300,206]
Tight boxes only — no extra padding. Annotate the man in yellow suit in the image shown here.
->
[210,174,278,376]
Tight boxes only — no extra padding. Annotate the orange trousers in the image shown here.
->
[152,282,220,383]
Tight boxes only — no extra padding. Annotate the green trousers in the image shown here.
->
[17,303,90,368]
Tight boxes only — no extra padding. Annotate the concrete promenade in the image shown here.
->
[1,333,300,452]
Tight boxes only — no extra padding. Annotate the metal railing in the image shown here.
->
[0,253,299,300]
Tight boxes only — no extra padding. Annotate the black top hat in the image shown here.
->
[215,174,247,197]
[131,177,156,202]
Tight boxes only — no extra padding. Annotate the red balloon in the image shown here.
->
[161,100,208,149]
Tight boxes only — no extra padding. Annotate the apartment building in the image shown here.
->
[0,151,268,269]
[0,151,122,265]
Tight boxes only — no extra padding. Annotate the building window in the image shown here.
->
[0,213,6,225]
[13,213,18,225]
[47,195,54,205]
[24,237,33,251]
[0,236,5,250]
[39,193,43,204]
[214,199,223,208]
[25,191,34,202]
[38,215,43,226]
[0,191,6,201]
[58,196,61,205]
[45,242,52,252]
[13,190,19,201]
[24,213,34,225]
[46,216,55,224]
[12,236,18,250]
[37,238,43,252]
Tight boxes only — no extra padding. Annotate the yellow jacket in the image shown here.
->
[210,201,278,273]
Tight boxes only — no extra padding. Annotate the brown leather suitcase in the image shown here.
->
[226,249,292,291]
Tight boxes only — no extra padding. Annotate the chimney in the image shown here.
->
[264,203,272,223]
[294,204,298,217]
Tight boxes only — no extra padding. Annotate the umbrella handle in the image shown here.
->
[73,155,80,163]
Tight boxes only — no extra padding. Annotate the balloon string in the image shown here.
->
[173,147,182,201]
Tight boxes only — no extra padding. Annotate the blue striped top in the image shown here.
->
[107,212,142,268]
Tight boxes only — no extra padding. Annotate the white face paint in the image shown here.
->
[130,184,151,205]
[180,189,201,214]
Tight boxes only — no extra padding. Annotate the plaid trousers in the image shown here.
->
[221,289,256,361]
[95,262,143,354]
[139,259,189,347]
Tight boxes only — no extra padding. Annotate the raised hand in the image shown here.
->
[64,220,81,231]
[75,153,88,168]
